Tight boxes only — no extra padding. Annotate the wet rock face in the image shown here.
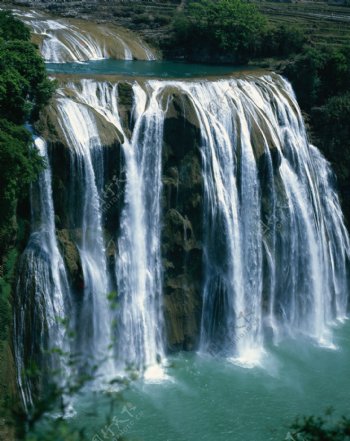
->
[50,140,124,283]
[56,229,83,290]
[117,82,133,136]
[162,93,203,352]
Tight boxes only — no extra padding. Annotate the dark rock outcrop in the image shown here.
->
[161,92,203,351]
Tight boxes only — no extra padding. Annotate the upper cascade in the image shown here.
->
[10,8,157,62]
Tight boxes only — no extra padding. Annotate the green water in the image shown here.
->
[46,60,257,77]
[71,321,350,441]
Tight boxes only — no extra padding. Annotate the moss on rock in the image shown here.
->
[161,92,203,352]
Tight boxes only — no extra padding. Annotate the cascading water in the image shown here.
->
[172,80,266,363]
[15,73,350,406]
[56,75,350,363]
[58,80,166,376]
[55,97,116,381]
[11,8,156,62]
[15,136,70,409]
[115,83,165,376]
[181,75,350,361]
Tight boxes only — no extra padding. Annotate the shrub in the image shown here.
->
[262,24,307,58]
[0,10,30,41]
[286,410,350,441]
[284,46,350,110]
[172,0,268,62]
[0,12,54,255]
[0,40,56,123]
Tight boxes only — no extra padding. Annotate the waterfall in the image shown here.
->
[116,36,133,61]
[115,82,165,376]
[137,38,158,61]
[178,75,349,361]
[55,97,116,381]
[170,80,264,363]
[56,75,349,362]
[14,136,70,410]
[12,9,157,62]
[15,73,350,405]
[60,80,166,377]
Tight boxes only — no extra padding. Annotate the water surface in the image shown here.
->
[71,322,350,441]
[46,59,257,78]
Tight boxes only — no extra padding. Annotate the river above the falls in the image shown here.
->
[46,59,259,78]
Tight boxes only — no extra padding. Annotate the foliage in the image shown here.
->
[0,10,31,41]
[172,0,268,62]
[0,40,56,124]
[0,12,54,255]
[311,93,350,222]
[284,45,350,111]
[312,93,350,151]
[0,119,43,252]
[0,249,18,341]
[170,0,307,62]
[286,410,350,440]
[283,45,350,224]
[261,24,307,58]
[0,10,55,124]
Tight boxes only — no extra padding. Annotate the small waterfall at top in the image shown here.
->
[12,9,157,62]
[115,35,133,61]
[15,136,70,410]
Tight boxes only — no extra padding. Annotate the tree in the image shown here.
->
[172,0,268,62]
[0,40,56,123]
[284,46,350,110]
[0,12,54,251]
[262,24,306,58]
[0,11,31,41]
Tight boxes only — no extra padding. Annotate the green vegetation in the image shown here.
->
[0,10,55,440]
[284,45,350,110]
[283,45,350,224]
[0,120,43,248]
[285,410,350,440]
[0,40,55,123]
[0,10,55,254]
[260,24,306,59]
[256,1,350,50]
[171,0,306,62]
[172,0,267,62]
[0,10,30,41]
